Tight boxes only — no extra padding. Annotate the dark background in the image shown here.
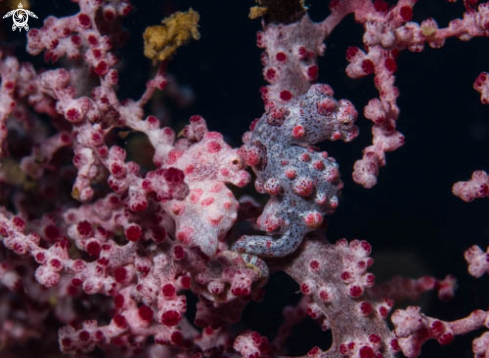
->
[2,0,489,357]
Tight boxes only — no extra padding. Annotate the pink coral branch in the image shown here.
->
[392,307,488,358]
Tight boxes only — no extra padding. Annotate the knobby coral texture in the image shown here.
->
[0,0,489,357]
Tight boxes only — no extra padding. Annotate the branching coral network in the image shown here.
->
[0,0,489,357]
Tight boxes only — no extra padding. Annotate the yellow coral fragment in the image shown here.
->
[249,0,306,20]
[249,6,268,20]
[143,8,200,63]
